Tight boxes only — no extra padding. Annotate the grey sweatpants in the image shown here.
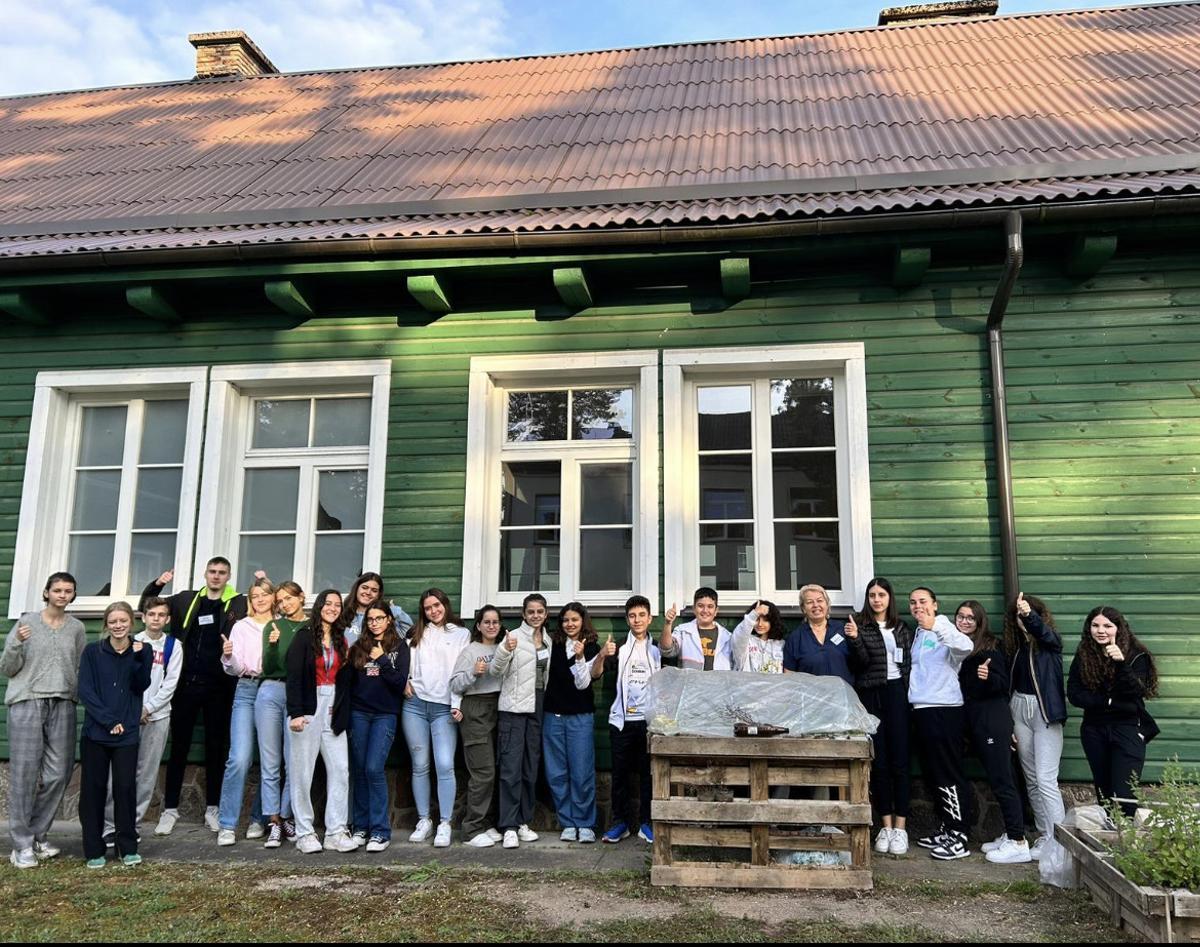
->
[459,693,499,839]
[1010,692,1066,838]
[288,685,349,840]
[7,698,77,851]
[104,715,170,835]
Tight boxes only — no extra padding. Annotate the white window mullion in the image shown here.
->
[295,461,317,587]
[752,378,777,600]
[832,372,853,599]
[109,399,144,598]
[561,458,581,599]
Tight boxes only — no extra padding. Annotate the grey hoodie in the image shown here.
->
[907,614,973,709]
[450,641,502,697]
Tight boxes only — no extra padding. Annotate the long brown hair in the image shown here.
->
[1003,594,1057,656]
[1075,606,1159,696]
[955,600,998,658]
[552,601,599,646]
[410,588,459,650]
[350,604,401,669]
[307,589,348,660]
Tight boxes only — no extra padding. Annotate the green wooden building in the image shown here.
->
[1,3,1198,780]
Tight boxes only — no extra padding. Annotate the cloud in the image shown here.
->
[0,0,513,97]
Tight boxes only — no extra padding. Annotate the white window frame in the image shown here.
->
[462,351,659,614]
[194,359,390,598]
[663,343,873,610]
[8,367,208,618]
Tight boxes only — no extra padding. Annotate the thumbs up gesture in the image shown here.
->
[604,633,616,657]
[845,614,859,639]
[505,632,518,652]
[665,603,678,624]
[1016,592,1031,617]
[221,634,233,657]
[1105,643,1125,662]
[133,641,144,653]
[977,657,991,681]
[16,623,31,642]
[269,624,281,645]
[573,638,585,660]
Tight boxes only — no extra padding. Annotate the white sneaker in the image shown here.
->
[465,832,495,848]
[366,836,390,852]
[981,834,1007,854]
[517,824,539,842]
[217,829,236,846]
[245,822,265,840]
[9,848,37,869]
[296,834,322,854]
[578,829,596,844]
[155,809,179,836]
[33,840,60,860]
[986,837,1032,864]
[485,828,503,843]
[874,828,893,853]
[409,818,434,843]
[560,827,578,842]
[324,832,359,853]
[349,831,367,850]
[888,828,910,856]
[1030,835,1051,861]
[204,806,220,832]
[434,822,452,848]
[502,830,519,849]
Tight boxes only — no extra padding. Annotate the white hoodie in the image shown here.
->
[907,614,973,709]
[137,631,182,722]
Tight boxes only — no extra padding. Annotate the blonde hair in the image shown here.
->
[246,576,276,613]
[799,584,830,610]
[101,601,136,640]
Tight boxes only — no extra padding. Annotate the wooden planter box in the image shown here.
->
[649,733,874,890]
[1055,823,1200,942]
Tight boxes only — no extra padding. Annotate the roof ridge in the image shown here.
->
[2,0,1197,104]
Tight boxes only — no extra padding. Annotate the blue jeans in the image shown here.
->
[254,679,292,819]
[218,678,264,830]
[401,697,458,822]
[350,710,398,838]
[542,712,596,829]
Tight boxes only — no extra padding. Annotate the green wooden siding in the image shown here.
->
[0,245,1197,780]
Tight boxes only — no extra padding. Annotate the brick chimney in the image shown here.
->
[878,1,999,25]
[188,30,279,79]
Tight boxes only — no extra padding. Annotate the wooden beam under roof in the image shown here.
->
[407,274,452,313]
[720,257,751,300]
[1065,234,1117,278]
[553,266,593,309]
[126,284,180,322]
[264,279,315,317]
[892,246,931,287]
[0,290,51,324]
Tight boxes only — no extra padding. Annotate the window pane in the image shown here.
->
[129,533,176,595]
[775,522,841,591]
[699,523,755,591]
[314,534,365,592]
[699,455,753,519]
[772,453,839,519]
[501,461,560,527]
[240,469,299,531]
[139,401,188,464]
[500,529,560,592]
[698,386,751,451]
[68,533,115,596]
[237,534,296,590]
[78,405,127,467]
[317,470,368,531]
[572,388,633,440]
[313,397,371,447]
[506,391,568,442]
[133,467,183,529]
[581,463,632,525]
[71,470,121,530]
[579,529,633,590]
[771,378,835,448]
[252,399,310,449]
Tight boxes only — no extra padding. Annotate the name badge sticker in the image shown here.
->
[894,647,906,664]
[197,614,215,626]
[831,633,845,646]
[536,648,550,662]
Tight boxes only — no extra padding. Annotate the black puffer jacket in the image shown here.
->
[851,618,914,692]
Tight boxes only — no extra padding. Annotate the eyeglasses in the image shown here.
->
[955,615,978,624]
[366,616,389,624]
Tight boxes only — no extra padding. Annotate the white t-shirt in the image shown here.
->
[880,625,901,681]
[622,638,653,721]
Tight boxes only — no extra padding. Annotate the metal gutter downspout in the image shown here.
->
[987,210,1025,605]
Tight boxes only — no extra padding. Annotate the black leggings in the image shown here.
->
[861,680,911,818]
[966,699,1025,840]
[1080,721,1146,818]
[80,735,138,859]
[913,706,973,834]
[609,721,650,828]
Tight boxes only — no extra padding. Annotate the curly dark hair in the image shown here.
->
[955,600,998,658]
[1075,605,1159,697]
[750,600,789,641]
[553,601,599,647]
[1002,594,1057,656]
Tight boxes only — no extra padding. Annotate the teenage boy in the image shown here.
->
[102,597,181,844]
[140,558,250,835]
[659,587,733,671]
[602,595,662,845]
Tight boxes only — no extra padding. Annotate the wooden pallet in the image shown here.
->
[1055,823,1200,943]
[649,733,874,890]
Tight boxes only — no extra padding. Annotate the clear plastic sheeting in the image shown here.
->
[647,667,879,738]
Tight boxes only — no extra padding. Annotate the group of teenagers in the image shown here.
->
[4,563,1159,873]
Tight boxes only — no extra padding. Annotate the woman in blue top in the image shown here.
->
[782,584,863,684]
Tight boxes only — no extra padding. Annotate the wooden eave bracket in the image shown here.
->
[0,290,51,324]
[264,279,315,317]
[1065,234,1117,278]
[892,246,931,288]
[553,266,593,309]
[126,284,180,322]
[720,257,751,300]
[407,274,452,313]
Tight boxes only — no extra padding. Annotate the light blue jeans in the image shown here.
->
[254,680,292,819]
[218,678,264,830]
[542,712,597,829]
[401,696,458,822]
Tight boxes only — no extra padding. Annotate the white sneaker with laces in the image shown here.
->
[349,831,367,850]
[9,848,37,869]
[434,822,452,848]
[874,828,893,853]
[560,827,578,842]
[204,806,220,832]
[517,824,538,842]
[245,822,265,840]
[264,823,283,849]
[465,832,496,848]
[155,809,179,836]
[888,828,910,856]
[366,836,390,853]
[578,829,596,844]
[981,834,1007,854]
[502,830,519,849]
[1030,835,1051,861]
[296,834,322,854]
[485,828,503,843]
[324,831,359,853]
[409,819,434,843]
[217,829,236,846]
[33,840,60,860]
[986,837,1032,864]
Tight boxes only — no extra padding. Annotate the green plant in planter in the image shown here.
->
[1106,760,1200,891]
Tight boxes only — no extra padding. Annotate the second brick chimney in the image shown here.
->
[189,30,279,79]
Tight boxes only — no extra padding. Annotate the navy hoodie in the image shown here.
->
[351,643,410,715]
[78,638,153,747]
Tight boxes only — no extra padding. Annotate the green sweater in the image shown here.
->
[261,618,305,680]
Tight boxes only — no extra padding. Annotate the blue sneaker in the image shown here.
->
[86,857,106,869]
[602,822,630,844]
[638,823,654,843]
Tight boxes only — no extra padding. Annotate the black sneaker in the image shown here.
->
[916,831,946,849]
[282,818,297,842]
[930,831,971,860]
[103,832,116,849]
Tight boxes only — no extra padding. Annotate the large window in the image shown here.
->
[664,344,873,609]
[462,353,658,612]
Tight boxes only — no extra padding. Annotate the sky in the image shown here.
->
[0,0,1156,97]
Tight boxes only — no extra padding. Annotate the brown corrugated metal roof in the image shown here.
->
[2,2,1200,259]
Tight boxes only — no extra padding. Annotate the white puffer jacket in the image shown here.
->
[489,622,548,714]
